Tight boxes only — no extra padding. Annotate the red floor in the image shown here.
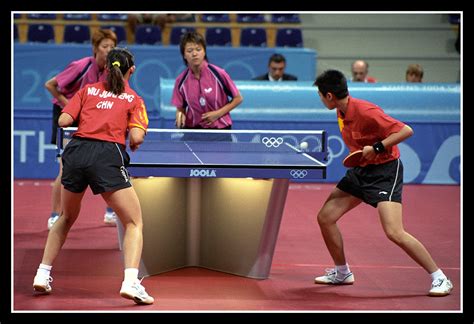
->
[12,180,461,313]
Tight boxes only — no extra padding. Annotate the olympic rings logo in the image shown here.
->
[262,137,284,147]
[290,170,308,178]
[326,135,345,165]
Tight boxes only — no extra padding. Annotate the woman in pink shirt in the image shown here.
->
[172,31,243,133]
[45,29,117,230]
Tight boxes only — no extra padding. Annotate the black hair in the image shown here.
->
[106,47,135,95]
[179,31,208,66]
[268,53,286,65]
[313,69,349,99]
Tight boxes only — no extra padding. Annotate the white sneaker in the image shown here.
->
[33,273,53,294]
[120,280,154,305]
[104,211,117,226]
[314,268,355,285]
[47,215,60,230]
[429,277,453,296]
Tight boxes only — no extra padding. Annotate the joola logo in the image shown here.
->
[189,169,217,177]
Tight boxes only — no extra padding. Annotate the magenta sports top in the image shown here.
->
[53,56,107,108]
[171,61,240,129]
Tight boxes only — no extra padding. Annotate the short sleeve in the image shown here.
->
[219,69,240,98]
[62,87,86,120]
[55,58,91,90]
[369,107,406,137]
[171,77,184,108]
[128,97,149,132]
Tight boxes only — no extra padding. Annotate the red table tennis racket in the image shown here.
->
[342,150,363,167]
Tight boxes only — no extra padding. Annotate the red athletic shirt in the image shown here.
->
[337,96,405,166]
[62,80,148,146]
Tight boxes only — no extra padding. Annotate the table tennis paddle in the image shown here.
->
[342,150,363,167]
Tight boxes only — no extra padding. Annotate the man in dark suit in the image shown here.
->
[252,53,298,81]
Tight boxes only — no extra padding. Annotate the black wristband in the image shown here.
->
[373,141,385,154]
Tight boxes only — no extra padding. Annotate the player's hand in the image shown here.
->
[362,145,376,161]
[60,98,69,108]
[176,111,186,128]
[201,111,220,125]
[129,127,145,152]
[129,143,140,152]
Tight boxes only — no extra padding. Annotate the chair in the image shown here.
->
[271,14,301,24]
[170,26,195,45]
[240,28,266,47]
[27,14,56,20]
[236,14,265,23]
[275,28,303,47]
[97,14,128,21]
[103,25,127,44]
[205,27,231,46]
[63,24,90,43]
[135,25,162,45]
[63,14,92,20]
[201,14,230,23]
[27,23,55,43]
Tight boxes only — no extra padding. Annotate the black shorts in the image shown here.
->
[337,158,403,208]
[51,104,78,145]
[61,137,131,195]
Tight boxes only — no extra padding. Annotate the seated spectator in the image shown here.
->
[252,53,297,81]
[405,64,424,82]
[350,59,377,83]
[128,14,195,33]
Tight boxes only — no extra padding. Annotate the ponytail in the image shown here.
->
[106,48,135,95]
[107,61,125,95]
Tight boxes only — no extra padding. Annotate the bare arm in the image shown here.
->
[58,112,74,127]
[45,77,69,107]
[129,127,146,151]
[362,125,414,159]
[380,124,414,148]
[201,94,244,125]
[175,108,186,128]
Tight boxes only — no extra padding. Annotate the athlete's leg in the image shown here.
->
[317,187,362,265]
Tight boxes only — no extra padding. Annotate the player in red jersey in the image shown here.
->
[34,48,154,305]
[312,69,453,297]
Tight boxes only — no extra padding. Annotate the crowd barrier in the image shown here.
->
[13,44,460,184]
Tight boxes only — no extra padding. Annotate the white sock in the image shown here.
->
[430,269,446,281]
[336,263,351,275]
[124,268,139,283]
[37,263,52,277]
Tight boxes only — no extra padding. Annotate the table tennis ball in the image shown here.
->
[300,141,308,150]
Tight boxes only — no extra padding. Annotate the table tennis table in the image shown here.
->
[62,128,328,279]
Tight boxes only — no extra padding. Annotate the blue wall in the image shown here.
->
[14,43,316,114]
[13,44,460,184]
